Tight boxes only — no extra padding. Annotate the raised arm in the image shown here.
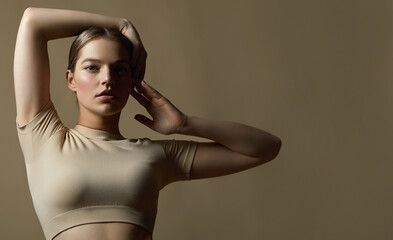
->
[14,7,145,125]
[131,81,282,179]
[179,115,281,179]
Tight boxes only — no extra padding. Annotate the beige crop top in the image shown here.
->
[16,101,198,240]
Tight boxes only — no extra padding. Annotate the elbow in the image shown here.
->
[20,8,49,40]
[21,8,42,33]
[272,137,282,159]
[21,7,38,25]
[260,137,282,162]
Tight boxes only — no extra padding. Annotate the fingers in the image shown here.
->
[122,20,147,80]
[134,114,154,129]
[134,80,162,100]
[130,80,161,106]
[121,20,141,67]
[130,88,149,107]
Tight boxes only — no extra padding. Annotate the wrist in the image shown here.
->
[176,115,194,135]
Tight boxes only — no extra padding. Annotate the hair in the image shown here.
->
[67,27,134,72]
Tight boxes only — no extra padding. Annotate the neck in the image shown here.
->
[77,107,122,135]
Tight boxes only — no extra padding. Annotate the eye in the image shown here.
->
[114,66,129,74]
[85,65,98,72]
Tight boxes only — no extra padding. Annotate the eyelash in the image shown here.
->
[85,65,98,71]
[115,66,128,73]
[84,65,129,73]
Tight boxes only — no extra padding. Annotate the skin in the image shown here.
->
[65,37,272,240]
[67,38,134,135]
[65,38,154,240]
[14,8,282,240]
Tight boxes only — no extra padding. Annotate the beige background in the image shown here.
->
[1,0,392,239]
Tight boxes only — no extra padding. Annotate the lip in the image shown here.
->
[97,89,117,100]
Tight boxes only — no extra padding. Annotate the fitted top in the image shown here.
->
[16,101,198,240]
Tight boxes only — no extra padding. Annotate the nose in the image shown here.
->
[101,67,113,86]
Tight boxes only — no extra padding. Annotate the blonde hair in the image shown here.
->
[67,27,133,72]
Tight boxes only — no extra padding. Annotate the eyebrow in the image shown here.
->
[81,58,130,64]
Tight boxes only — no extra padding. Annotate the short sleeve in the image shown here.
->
[156,139,198,184]
[16,100,65,163]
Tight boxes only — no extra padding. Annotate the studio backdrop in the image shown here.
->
[0,0,392,239]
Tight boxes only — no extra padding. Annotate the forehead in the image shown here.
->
[77,38,130,64]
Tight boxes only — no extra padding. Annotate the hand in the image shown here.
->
[130,81,187,135]
[120,19,147,80]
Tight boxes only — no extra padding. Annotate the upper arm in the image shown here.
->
[190,142,274,180]
[14,8,51,126]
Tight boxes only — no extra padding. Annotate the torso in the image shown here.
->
[17,102,197,240]
[54,222,152,240]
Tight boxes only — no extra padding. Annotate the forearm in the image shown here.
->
[178,116,282,159]
[21,7,125,41]
[131,80,281,161]
[14,8,127,125]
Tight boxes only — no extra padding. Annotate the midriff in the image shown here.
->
[53,222,152,240]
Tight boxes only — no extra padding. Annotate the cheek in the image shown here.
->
[118,75,133,91]
[75,74,98,96]
[124,78,133,91]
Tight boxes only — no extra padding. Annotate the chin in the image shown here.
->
[79,101,125,118]
[79,96,129,117]
[96,103,125,116]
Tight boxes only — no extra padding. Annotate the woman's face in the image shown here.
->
[67,38,133,117]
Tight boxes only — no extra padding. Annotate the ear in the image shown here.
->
[66,70,76,91]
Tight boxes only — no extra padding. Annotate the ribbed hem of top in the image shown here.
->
[44,206,154,240]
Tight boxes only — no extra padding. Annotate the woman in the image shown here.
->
[14,7,281,240]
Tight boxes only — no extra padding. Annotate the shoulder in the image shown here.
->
[17,100,65,133]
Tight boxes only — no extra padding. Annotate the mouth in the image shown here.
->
[97,89,116,100]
